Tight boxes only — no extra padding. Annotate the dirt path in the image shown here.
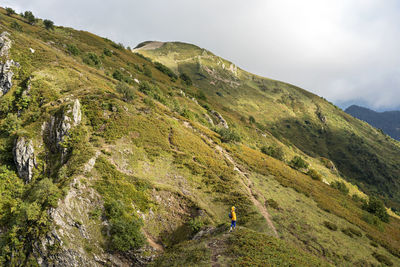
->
[178,119,279,238]
[144,232,164,252]
[215,145,279,238]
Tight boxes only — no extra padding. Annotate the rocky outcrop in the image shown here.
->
[0,32,19,96]
[0,32,12,57]
[45,99,82,161]
[211,110,228,128]
[13,137,36,183]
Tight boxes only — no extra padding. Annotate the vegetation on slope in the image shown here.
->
[0,7,399,266]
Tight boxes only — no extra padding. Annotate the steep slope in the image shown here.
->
[136,41,400,211]
[346,105,400,141]
[0,8,399,266]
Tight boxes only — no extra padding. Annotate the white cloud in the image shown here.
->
[3,0,400,110]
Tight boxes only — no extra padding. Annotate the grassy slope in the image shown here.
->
[138,41,400,210]
[0,8,399,266]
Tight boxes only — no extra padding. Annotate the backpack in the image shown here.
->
[229,212,232,219]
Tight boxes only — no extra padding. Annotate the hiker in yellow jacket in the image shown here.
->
[229,206,237,232]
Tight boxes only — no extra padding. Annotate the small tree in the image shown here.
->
[43,19,54,30]
[23,11,36,25]
[363,197,389,223]
[5,7,16,16]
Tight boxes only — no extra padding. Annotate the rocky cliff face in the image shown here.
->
[13,137,36,183]
[45,99,82,161]
[0,31,18,96]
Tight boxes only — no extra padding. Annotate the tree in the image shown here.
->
[23,11,36,25]
[43,19,54,30]
[5,7,16,16]
[363,196,389,223]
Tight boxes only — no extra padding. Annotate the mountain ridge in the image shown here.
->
[345,105,400,141]
[0,7,399,266]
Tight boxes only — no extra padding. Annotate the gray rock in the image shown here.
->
[13,137,36,183]
[0,60,16,96]
[46,99,82,162]
[0,32,19,96]
[211,110,229,128]
[0,32,12,57]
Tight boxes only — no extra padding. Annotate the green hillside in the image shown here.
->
[0,7,399,266]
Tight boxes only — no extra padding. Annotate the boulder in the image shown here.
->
[13,137,36,183]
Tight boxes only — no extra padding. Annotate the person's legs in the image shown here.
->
[230,220,236,232]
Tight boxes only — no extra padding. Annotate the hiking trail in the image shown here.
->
[179,119,279,238]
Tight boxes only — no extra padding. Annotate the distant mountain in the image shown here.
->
[345,105,400,141]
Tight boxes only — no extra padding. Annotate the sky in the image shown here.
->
[3,0,400,111]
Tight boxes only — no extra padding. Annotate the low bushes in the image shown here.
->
[214,128,241,143]
[372,252,393,266]
[116,82,135,102]
[330,181,349,195]
[261,145,284,161]
[289,156,308,170]
[323,221,338,231]
[341,227,362,238]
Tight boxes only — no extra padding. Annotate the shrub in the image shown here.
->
[341,227,362,238]
[11,21,22,32]
[362,212,381,226]
[112,70,123,81]
[180,73,192,86]
[249,116,256,124]
[1,113,21,134]
[363,196,389,223]
[330,181,349,195]
[108,217,145,252]
[143,64,152,78]
[307,169,322,181]
[116,82,135,102]
[188,217,205,234]
[66,44,80,56]
[103,47,112,56]
[23,11,36,25]
[83,52,101,67]
[372,252,393,266]
[215,128,241,143]
[289,156,309,170]
[323,221,337,231]
[43,19,54,30]
[138,81,152,95]
[104,200,145,252]
[6,7,16,16]
[261,145,284,161]
[265,199,279,210]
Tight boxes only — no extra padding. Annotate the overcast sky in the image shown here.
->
[3,0,400,110]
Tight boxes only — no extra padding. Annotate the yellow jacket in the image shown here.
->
[231,210,237,221]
